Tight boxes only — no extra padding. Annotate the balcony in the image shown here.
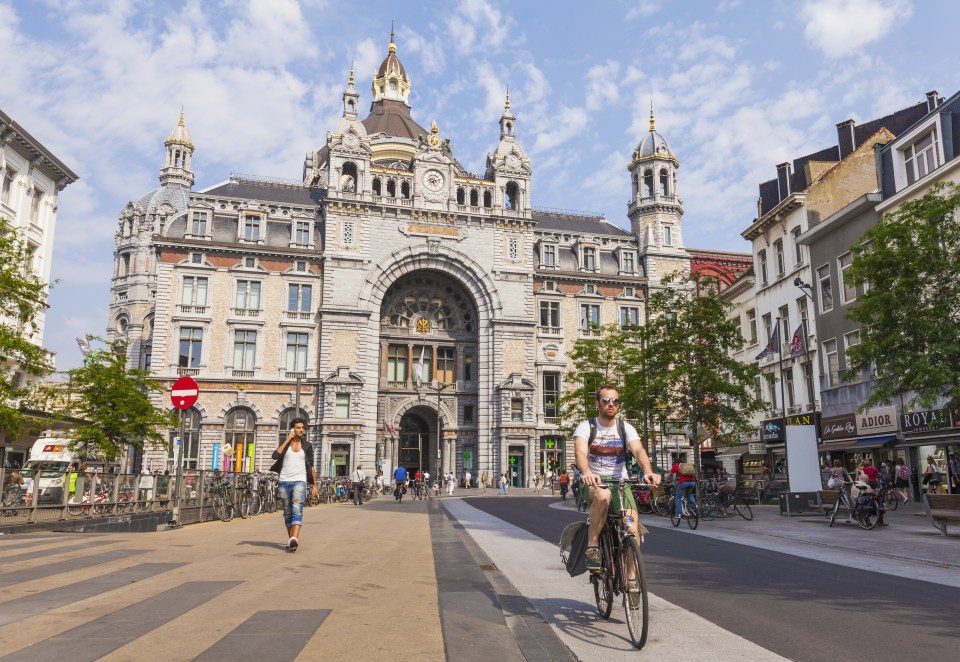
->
[230,308,263,319]
[539,326,562,337]
[177,367,200,376]
[387,380,410,389]
[579,328,602,339]
[543,416,560,426]
[284,371,307,380]
[230,369,254,379]
[283,311,313,322]
[177,304,209,316]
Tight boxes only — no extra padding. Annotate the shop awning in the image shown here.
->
[715,443,750,458]
[819,435,897,451]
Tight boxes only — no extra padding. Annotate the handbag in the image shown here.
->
[827,477,838,489]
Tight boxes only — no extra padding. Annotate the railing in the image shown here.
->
[178,304,209,315]
[230,308,263,319]
[539,327,562,337]
[231,369,254,378]
[579,328,602,338]
[284,311,313,321]
[532,205,605,219]
[284,371,307,380]
[230,172,305,188]
[543,417,560,426]
[177,367,200,376]
[388,380,409,389]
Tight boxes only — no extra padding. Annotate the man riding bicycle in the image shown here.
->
[574,384,660,570]
[393,465,407,500]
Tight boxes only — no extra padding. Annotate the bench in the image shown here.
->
[924,494,960,536]
[817,490,843,514]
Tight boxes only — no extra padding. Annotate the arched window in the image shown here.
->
[469,189,479,207]
[505,182,520,210]
[483,190,492,208]
[169,407,202,471]
[224,407,256,472]
[372,178,382,196]
[340,162,358,192]
[659,169,669,195]
[347,99,355,114]
[456,187,465,205]
[643,170,654,197]
[505,122,513,136]
[400,181,410,199]
[386,179,396,197]
[278,408,309,445]
[174,150,181,167]
[116,316,129,335]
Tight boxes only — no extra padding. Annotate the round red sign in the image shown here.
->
[170,375,199,410]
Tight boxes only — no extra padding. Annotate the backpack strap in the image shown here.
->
[588,418,598,444]
[618,418,629,468]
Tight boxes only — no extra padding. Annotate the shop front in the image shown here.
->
[757,417,787,503]
[899,407,960,497]
[819,407,899,478]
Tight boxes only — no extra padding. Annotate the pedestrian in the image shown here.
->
[894,457,910,503]
[269,417,317,552]
[950,453,960,494]
[351,464,366,506]
[138,468,154,502]
[446,472,455,496]
[923,455,943,494]
[533,473,541,494]
[856,458,886,526]
[826,459,847,489]
[559,470,569,500]
[480,470,488,494]
[464,469,472,489]
[499,473,508,495]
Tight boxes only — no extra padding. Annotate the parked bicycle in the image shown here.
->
[235,473,254,518]
[208,471,235,522]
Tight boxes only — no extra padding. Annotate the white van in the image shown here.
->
[20,434,77,504]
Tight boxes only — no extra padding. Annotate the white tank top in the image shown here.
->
[279,447,307,483]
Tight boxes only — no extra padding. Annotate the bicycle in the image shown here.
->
[208,471,235,522]
[587,478,649,649]
[668,491,699,530]
[234,473,254,518]
[414,481,427,501]
[827,481,855,527]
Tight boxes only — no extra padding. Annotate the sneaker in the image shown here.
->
[903,498,910,504]
[584,547,601,570]
[288,537,298,552]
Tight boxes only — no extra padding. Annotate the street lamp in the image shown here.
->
[427,380,452,479]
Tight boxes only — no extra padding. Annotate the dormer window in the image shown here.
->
[190,211,208,236]
[242,214,262,241]
[582,246,597,271]
[621,251,635,274]
[541,243,557,268]
[904,129,940,185]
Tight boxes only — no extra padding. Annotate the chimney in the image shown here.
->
[776,162,792,201]
[836,119,856,158]
[926,90,940,112]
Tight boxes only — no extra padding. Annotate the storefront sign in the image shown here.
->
[760,417,784,443]
[858,406,898,435]
[748,442,766,454]
[901,408,949,433]
[786,412,817,426]
[820,413,856,440]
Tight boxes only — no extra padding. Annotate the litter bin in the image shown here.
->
[779,491,820,516]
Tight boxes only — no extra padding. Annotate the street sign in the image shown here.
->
[171,375,199,410]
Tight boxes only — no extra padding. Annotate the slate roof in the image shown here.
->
[363,99,430,141]
[532,211,633,237]
[199,180,325,206]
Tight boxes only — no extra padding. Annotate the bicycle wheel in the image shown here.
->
[857,501,879,530]
[699,496,718,521]
[734,497,753,521]
[618,536,648,649]
[592,570,614,620]
[828,495,841,527]
[884,490,899,512]
[653,493,669,517]
[363,487,373,503]
[668,497,680,527]
[238,492,251,519]
[66,504,86,517]
[686,504,699,530]
[215,493,234,522]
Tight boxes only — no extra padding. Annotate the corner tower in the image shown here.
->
[627,104,688,281]
[159,111,195,188]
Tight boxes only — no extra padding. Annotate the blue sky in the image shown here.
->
[1,0,957,371]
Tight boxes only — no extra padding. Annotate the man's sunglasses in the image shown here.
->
[599,397,621,406]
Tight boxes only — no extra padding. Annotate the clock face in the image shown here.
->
[343,131,359,148]
[422,169,445,192]
[505,153,520,169]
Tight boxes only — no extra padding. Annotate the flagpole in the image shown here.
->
[776,317,787,420]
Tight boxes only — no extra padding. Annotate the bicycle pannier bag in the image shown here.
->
[560,520,590,577]
[679,462,695,477]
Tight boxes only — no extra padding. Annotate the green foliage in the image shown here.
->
[0,216,54,439]
[845,182,960,409]
[557,323,630,434]
[61,336,177,460]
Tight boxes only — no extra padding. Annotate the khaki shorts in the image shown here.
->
[579,478,639,513]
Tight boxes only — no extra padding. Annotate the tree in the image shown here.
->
[0,217,54,440]
[61,336,177,461]
[644,273,765,471]
[846,182,960,409]
[557,323,630,434]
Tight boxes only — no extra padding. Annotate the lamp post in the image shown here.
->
[428,380,452,479]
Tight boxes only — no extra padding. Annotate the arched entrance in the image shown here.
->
[398,409,435,476]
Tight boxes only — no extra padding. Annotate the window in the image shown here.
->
[286,332,309,372]
[817,264,833,312]
[784,367,795,407]
[178,327,202,368]
[1,168,15,205]
[511,398,524,422]
[746,309,758,343]
[244,257,256,268]
[288,283,312,312]
[582,246,597,271]
[436,347,456,383]
[904,129,940,185]
[233,330,257,370]
[224,408,256,472]
[624,286,634,297]
[766,373,778,411]
[387,345,408,382]
[796,296,808,326]
[663,225,673,246]
[483,190,492,208]
[400,181,410,199]
[620,306,640,327]
[116,316,128,334]
[242,214,261,241]
[464,353,474,381]
[758,250,768,285]
[792,227,803,265]
[779,305,789,339]
[823,339,839,387]
[838,252,855,303]
[542,244,556,267]
[191,211,208,235]
[235,280,261,310]
[30,188,43,224]
[463,404,475,425]
[543,372,560,418]
[803,360,815,406]
[413,345,433,383]
[374,179,383,196]
[335,393,350,418]
[341,221,354,245]
[774,239,785,277]
[508,236,519,260]
[539,301,560,327]
[581,304,601,329]
[622,252,635,273]
[761,313,772,346]
[295,261,307,272]
[169,408,201,470]
[121,253,131,276]
[469,189,478,206]
[505,181,519,210]
[585,283,595,294]
[544,281,556,291]
[296,221,312,245]
[191,253,203,264]
[844,330,861,380]
[181,276,208,306]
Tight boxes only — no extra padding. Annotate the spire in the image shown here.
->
[348,61,355,88]
[389,20,396,53]
[649,100,656,132]
[372,22,411,105]
[505,86,510,110]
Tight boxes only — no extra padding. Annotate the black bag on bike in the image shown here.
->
[560,521,590,577]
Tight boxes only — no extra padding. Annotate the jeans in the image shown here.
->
[278,481,306,528]
[499,482,507,495]
[675,480,696,516]
[353,482,364,505]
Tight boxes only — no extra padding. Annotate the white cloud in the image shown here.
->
[626,2,660,20]
[800,0,912,58]
[401,26,447,75]
[585,61,620,111]
[445,0,516,55]
[531,106,588,153]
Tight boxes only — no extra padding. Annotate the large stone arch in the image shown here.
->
[391,395,454,430]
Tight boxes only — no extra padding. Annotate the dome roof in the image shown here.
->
[135,184,189,220]
[636,130,674,159]
[377,50,408,81]
[166,112,193,146]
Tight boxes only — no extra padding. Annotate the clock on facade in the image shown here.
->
[343,131,359,148]
[505,152,520,169]
[422,169,445,192]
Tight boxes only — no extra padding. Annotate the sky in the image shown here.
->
[1,0,957,372]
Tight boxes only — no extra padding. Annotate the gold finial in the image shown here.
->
[348,61,355,87]
[505,86,510,109]
[178,109,185,126]
[649,100,655,132]
[389,20,396,53]
[431,120,438,134]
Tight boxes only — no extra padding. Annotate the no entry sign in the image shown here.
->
[171,375,199,410]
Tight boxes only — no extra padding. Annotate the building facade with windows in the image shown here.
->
[108,37,692,482]
[0,109,78,466]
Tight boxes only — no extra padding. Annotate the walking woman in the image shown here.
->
[270,418,317,552]
[924,455,943,495]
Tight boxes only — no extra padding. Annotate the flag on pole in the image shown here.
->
[76,337,91,356]
[789,324,807,358]
[755,324,781,360]
[414,346,425,385]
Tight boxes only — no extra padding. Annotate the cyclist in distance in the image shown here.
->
[393,465,407,501]
[574,384,660,570]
